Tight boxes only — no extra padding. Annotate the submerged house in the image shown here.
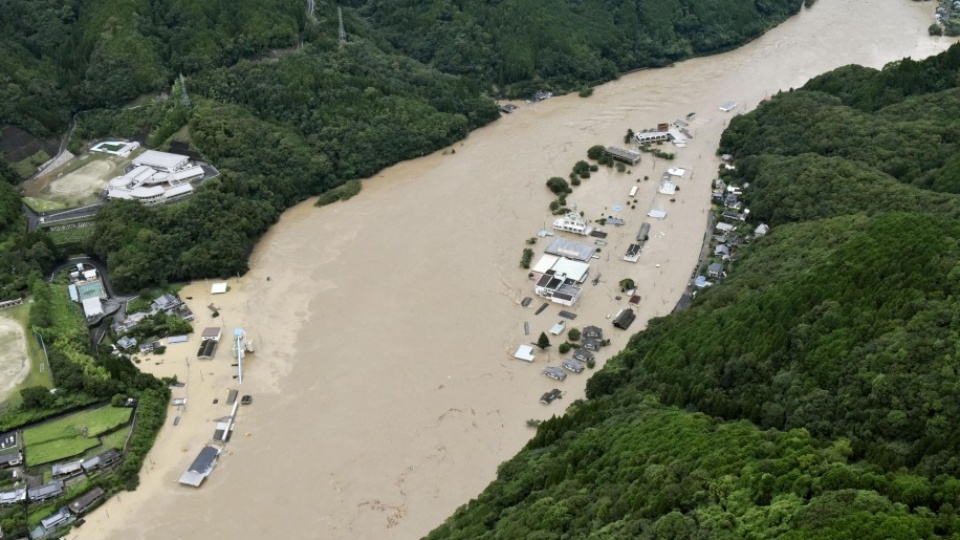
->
[612,308,636,330]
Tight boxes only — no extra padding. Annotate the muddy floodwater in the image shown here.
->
[80,2,953,539]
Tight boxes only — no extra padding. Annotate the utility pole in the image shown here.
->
[338,7,347,45]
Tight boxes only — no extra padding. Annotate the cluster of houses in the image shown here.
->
[6,485,106,538]
[0,428,118,536]
[696,171,770,289]
[539,325,606,384]
[112,293,194,354]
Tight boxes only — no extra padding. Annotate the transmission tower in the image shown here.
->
[338,7,347,44]
[179,73,191,108]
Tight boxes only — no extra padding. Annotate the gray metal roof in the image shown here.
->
[180,446,221,487]
[28,480,63,500]
[545,238,596,262]
[69,487,105,514]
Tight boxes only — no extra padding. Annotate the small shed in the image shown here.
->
[549,321,566,335]
[211,283,228,294]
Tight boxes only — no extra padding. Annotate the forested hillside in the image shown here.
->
[428,43,960,539]
[354,0,804,94]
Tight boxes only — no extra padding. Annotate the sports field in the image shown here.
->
[20,149,139,208]
[0,315,31,404]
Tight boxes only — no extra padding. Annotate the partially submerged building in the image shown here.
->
[544,238,596,262]
[179,445,221,487]
[534,273,583,306]
[543,366,567,381]
[552,212,592,236]
[572,348,594,363]
[562,358,585,374]
[612,308,636,330]
[604,146,641,165]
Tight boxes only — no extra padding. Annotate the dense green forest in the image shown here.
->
[427,44,960,539]
[355,0,804,94]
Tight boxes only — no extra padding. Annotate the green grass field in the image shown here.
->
[22,197,68,212]
[46,226,94,248]
[26,438,100,466]
[23,406,132,466]
[99,426,131,450]
[12,150,50,179]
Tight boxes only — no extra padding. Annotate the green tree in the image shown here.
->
[537,332,551,349]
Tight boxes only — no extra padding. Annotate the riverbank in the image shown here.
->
[76,1,954,539]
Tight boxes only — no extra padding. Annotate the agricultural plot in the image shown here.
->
[23,406,132,466]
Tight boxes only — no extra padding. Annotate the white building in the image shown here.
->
[534,273,583,306]
[635,131,671,144]
[531,254,590,283]
[133,150,190,172]
[107,151,200,205]
[81,297,103,319]
[552,212,592,236]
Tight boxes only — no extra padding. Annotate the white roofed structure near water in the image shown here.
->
[179,445,222,487]
[550,258,590,283]
[658,179,677,195]
[532,254,560,274]
[514,345,536,362]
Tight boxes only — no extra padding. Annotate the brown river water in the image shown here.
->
[79,1,952,539]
